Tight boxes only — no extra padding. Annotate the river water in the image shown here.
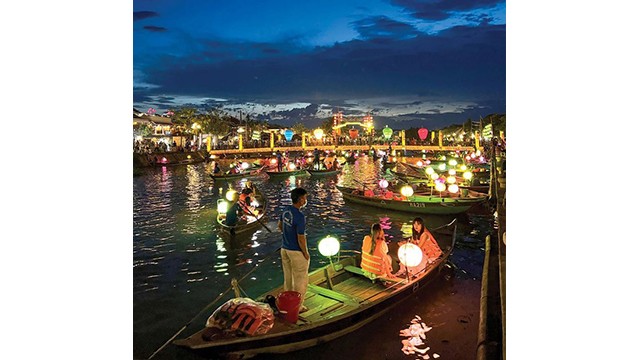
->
[133,157,496,359]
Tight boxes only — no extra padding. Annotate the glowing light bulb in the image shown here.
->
[318,236,340,257]
[225,189,237,201]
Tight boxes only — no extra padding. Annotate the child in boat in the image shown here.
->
[360,224,398,280]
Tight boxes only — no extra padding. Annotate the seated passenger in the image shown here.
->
[397,217,442,275]
[225,193,242,226]
[360,224,397,279]
[238,188,255,216]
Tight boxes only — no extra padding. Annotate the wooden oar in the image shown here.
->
[238,197,272,233]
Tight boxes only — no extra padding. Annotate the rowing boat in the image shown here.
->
[265,169,310,178]
[306,168,341,176]
[210,166,265,181]
[216,190,268,235]
[336,185,487,215]
[174,220,457,358]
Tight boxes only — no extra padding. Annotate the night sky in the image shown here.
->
[134,0,505,128]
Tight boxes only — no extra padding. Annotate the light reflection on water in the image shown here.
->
[133,157,493,359]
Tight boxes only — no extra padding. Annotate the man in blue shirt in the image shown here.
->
[278,187,310,312]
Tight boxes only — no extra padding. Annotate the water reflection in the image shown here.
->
[133,158,492,359]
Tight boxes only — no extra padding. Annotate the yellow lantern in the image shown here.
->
[225,189,237,201]
[313,128,324,140]
[463,171,473,180]
[435,182,446,192]
[400,185,414,197]
[448,169,456,175]
[398,243,423,267]
[318,236,340,257]
[460,165,467,171]
[448,159,457,166]
[430,173,439,180]
[425,167,435,175]
[438,163,446,171]
[288,163,296,170]
[448,184,459,193]
[446,176,456,184]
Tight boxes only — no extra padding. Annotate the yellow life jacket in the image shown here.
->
[360,235,385,276]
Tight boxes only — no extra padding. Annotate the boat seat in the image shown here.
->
[343,265,403,284]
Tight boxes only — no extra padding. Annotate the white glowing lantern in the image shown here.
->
[250,200,260,207]
[463,171,473,180]
[479,156,485,162]
[438,163,446,171]
[448,184,459,193]
[425,159,431,165]
[425,167,435,175]
[225,189,237,201]
[448,159,457,166]
[460,165,467,171]
[288,163,296,171]
[430,173,439,180]
[398,243,423,267]
[476,150,481,156]
[270,158,277,165]
[435,182,447,192]
[466,155,471,160]
[400,185,414,197]
[379,179,389,189]
[313,128,324,140]
[318,236,340,257]
[446,176,456,184]
[416,160,423,167]
[241,162,250,170]
[470,153,476,159]
[217,200,229,213]
[187,155,192,159]
[392,157,397,162]
[448,169,456,175]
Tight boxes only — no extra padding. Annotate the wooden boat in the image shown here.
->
[266,169,310,178]
[210,166,265,181]
[336,185,487,215]
[174,220,457,358]
[306,168,341,176]
[216,190,268,235]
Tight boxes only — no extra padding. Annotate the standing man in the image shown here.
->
[276,150,283,172]
[278,187,310,312]
[313,148,320,170]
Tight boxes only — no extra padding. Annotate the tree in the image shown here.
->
[292,122,308,136]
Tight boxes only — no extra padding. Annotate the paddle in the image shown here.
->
[238,195,272,233]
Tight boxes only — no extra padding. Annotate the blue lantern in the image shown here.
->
[284,129,294,142]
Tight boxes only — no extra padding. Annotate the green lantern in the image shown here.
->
[382,126,393,140]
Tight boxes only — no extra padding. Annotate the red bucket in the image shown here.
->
[276,291,302,323]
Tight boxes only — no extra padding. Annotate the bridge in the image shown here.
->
[206,144,477,156]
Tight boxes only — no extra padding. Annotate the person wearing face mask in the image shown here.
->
[278,187,310,312]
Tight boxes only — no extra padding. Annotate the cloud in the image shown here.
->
[133,11,158,21]
[350,16,420,40]
[143,26,167,32]
[390,0,504,21]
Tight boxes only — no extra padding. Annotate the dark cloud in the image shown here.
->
[134,11,158,21]
[391,0,503,21]
[135,23,504,126]
[143,26,167,32]
[462,13,494,25]
[351,16,420,40]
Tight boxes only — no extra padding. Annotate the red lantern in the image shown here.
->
[349,128,358,140]
[418,128,429,141]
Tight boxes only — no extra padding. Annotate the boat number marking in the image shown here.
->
[412,282,420,292]
[409,202,426,208]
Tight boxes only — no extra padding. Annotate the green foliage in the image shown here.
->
[292,122,308,135]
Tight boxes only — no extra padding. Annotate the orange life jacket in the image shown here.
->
[360,235,386,276]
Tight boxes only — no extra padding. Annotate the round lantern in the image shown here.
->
[416,160,423,167]
[284,129,294,142]
[314,128,324,140]
[318,236,340,257]
[241,162,250,170]
[448,159,458,166]
[225,189,237,201]
[448,169,456,175]
[379,179,389,189]
[288,163,296,170]
[418,128,429,141]
[382,126,393,140]
[435,182,446,192]
[349,128,358,140]
[400,185,414,197]
[448,184,459,193]
[217,200,229,213]
[398,243,423,267]
[270,158,277,165]
[463,171,473,180]
[430,172,439,180]
[438,163,446,171]
[425,167,435,175]
[446,176,456,184]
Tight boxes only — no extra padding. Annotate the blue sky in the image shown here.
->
[133,0,506,128]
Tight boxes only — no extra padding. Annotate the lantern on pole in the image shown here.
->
[284,129,294,142]
[382,126,393,140]
[418,128,429,141]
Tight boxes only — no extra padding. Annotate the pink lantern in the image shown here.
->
[379,179,389,189]
[418,128,429,141]
[147,107,156,115]
[349,128,358,140]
